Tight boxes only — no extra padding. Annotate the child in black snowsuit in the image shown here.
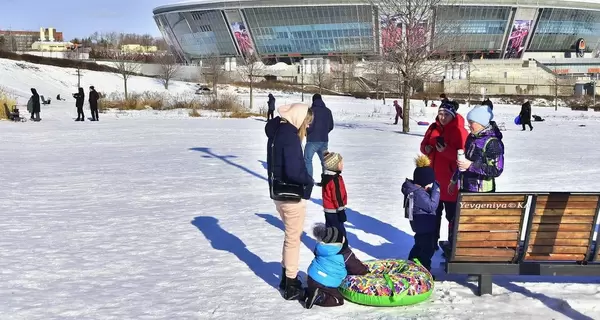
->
[401,154,440,273]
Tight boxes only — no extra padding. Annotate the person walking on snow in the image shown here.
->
[89,86,100,121]
[393,100,403,125]
[27,88,41,121]
[267,93,275,120]
[73,87,85,121]
[420,101,468,250]
[305,94,334,181]
[519,101,532,131]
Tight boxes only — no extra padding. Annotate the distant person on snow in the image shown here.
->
[27,88,41,121]
[89,86,100,121]
[393,100,403,125]
[305,94,334,181]
[267,93,275,120]
[519,101,532,131]
[482,98,493,111]
[73,87,85,121]
[402,154,440,273]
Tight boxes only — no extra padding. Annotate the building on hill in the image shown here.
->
[0,27,64,52]
[120,44,159,53]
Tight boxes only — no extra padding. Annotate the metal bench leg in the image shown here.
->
[477,274,493,296]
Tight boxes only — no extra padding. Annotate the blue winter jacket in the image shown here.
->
[401,179,440,235]
[307,242,347,288]
[307,99,334,142]
[265,117,314,199]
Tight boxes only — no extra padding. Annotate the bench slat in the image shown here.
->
[536,195,599,202]
[460,216,521,224]
[530,223,593,232]
[533,208,597,216]
[524,238,592,246]
[527,246,589,254]
[535,201,598,209]
[531,215,595,224]
[457,231,519,241]
[455,247,515,257]
[458,223,520,232]
[524,254,587,261]
[460,195,527,202]
[452,255,514,262]
[459,208,522,216]
[456,240,519,248]
[529,231,590,239]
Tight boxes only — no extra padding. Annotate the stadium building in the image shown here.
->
[153,0,600,63]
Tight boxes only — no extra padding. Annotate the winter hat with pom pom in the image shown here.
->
[323,151,343,172]
[413,154,435,187]
[313,223,343,244]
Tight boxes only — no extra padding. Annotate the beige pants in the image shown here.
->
[274,199,307,279]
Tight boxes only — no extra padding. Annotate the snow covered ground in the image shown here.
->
[2,59,600,319]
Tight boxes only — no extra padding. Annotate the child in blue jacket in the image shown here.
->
[401,155,441,273]
[304,224,347,309]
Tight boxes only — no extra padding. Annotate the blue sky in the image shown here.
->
[1,0,184,40]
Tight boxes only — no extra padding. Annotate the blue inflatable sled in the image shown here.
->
[514,115,521,125]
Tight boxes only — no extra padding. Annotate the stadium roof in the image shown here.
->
[153,0,600,15]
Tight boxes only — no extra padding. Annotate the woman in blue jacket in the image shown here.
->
[265,103,314,301]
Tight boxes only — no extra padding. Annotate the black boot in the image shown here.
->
[279,267,286,290]
[304,287,323,309]
[282,276,304,300]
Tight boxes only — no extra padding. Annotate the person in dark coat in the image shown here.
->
[73,87,85,121]
[89,86,100,121]
[305,94,334,180]
[519,101,532,131]
[267,93,275,120]
[401,154,440,272]
[265,103,315,301]
[482,98,493,111]
[393,100,403,125]
[29,88,41,120]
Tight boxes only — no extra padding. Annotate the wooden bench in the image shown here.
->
[444,192,600,296]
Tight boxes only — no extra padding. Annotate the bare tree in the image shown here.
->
[367,57,390,103]
[203,54,225,98]
[312,62,329,94]
[157,53,181,89]
[238,53,264,109]
[109,51,141,99]
[373,0,455,132]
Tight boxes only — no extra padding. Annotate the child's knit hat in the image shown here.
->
[438,101,457,118]
[467,105,493,127]
[313,223,343,244]
[413,154,435,187]
[323,151,342,172]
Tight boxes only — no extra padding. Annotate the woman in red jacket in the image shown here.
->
[420,102,468,249]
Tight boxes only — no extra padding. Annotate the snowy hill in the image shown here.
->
[1,58,600,319]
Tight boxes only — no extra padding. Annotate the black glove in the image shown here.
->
[338,210,347,223]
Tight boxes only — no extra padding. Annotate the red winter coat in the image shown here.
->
[420,114,468,202]
[322,171,347,213]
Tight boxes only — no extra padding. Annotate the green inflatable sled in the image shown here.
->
[338,259,435,307]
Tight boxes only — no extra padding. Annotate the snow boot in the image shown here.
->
[278,267,286,290]
[304,288,323,309]
[282,276,304,300]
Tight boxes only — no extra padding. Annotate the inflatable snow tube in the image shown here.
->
[338,259,434,307]
[417,121,430,126]
[514,115,521,125]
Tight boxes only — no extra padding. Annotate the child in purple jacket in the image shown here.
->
[401,155,441,272]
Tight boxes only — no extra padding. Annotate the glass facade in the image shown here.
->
[434,6,511,51]
[243,6,374,55]
[162,10,238,58]
[528,8,600,52]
